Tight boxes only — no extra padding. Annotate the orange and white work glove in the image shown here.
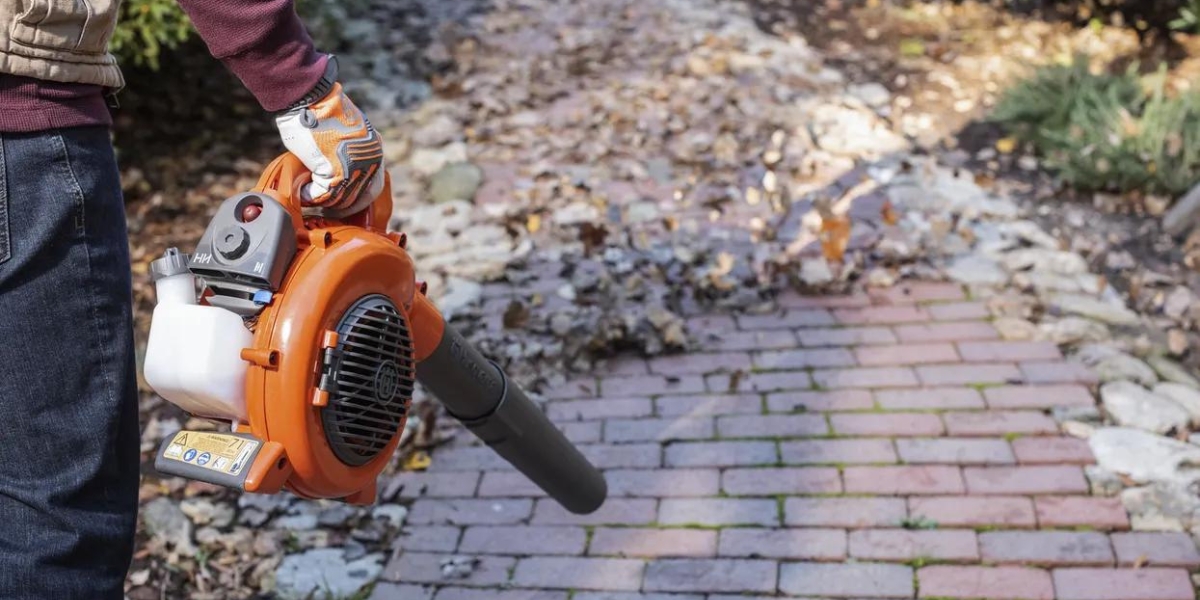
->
[276,56,384,218]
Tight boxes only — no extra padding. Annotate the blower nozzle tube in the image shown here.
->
[416,324,607,514]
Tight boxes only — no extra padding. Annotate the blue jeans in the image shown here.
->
[0,127,138,599]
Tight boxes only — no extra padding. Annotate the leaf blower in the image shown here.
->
[142,153,607,514]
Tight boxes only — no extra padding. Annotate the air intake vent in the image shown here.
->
[321,295,415,466]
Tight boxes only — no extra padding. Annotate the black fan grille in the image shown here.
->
[321,295,415,466]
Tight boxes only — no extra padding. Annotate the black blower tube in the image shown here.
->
[415,324,607,514]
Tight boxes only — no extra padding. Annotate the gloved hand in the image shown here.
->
[276,78,384,218]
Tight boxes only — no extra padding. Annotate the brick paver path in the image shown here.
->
[373,283,1199,600]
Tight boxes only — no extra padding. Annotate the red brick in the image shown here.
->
[1053,568,1194,600]
[655,393,762,416]
[721,467,842,495]
[875,387,985,410]
[699,329,798,352]
[778,292,872,309]
[547,398,653,421]
[766,389,875,412]
[844,465,965,495]
[752,348,856,370]
[1035,496,1129,530]
[686,314,737,331]
[980,531,1113,566]
[707,371,811,393]
[426,447,515,471]
[595,356,650,377]
[984,384,1095,409]
[459,526,587,556]
[387,471,481,498]
[531,498,657,526]
[918,566,1053,599]
[664,441,777,467]
[576,594,702,600]
[559,421,603,444]
[643,559,777,593]
[943,411,1058,436]
[716,414,828,438]
[408,499,533,525]
[397,526,461,553]
[384,553,515,586]
[604,469,719,498]
[928,301,990,321]
[855,343,960,366]
[908,496,1036,528]
[604,417,714,443]
[658,498,779,526]
[433,589,566,600]
[870,282,966,304]
[541,378,598,399]
[371,583,434,600]
[780,562,913,598]
[812,366,919,388]
[831,412,945,436]
[512,557,644,591]
[785,497,907,528]
[835,306,932,325]
[1112,532,1200,568]
[896,438,1015,465]
[959,341,1062,362]
[588,528,717,558]
[798,326,898,347]
[964,466,1088,495]
[1012,437,1094,464]
[780,438,897,464]
[849,529,979,562]
[918,363,1022,386]
[895,322,1000,342]
[738,309,836,329]
[718,528,846,560]
[601,375,706,397]
[647,352,752,376]
[1020,361,1100,385]
[579,444,662,468]
[477,472,545,497]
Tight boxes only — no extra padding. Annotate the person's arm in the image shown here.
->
[175,0,383,213]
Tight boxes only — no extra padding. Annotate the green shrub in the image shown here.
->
[109,0,192,70]
[992,55,1200,195]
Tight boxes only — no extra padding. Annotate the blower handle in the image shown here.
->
[253,153,393,233]
[411,295,607,514]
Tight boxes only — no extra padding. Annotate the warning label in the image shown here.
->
[162,432,258,477]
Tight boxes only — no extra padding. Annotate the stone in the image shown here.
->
[428,162,484,204]
[142,497,194,554]
[1122,482,1200,531]
[946,254,1007,287]
[1085,465,1125,496]
[1100,381,1190,434]
[272,514,320,531]
[998,220,1059,249]
[372,504,409,525]
[1089,427,1200,487]
[1148,356,1200,388]
[993,317,1038,341]
[1155,383,1200,426]
[1038,317,1110,345]
[1062,421,1095,439]
[552,202,601,226]
[1052,405,1103,424]
[800,258,834,286]
[1049,294,1140,326]
[438,277,483,321]
[1075,345,1157,387]
[848,82,891,108]
[1002,248,1088,275]
[624,200,660,224]
[1169,330,1190,355]
[411,143,468,176]
[1163,287,1196,319]
[1163,181,1200,236]
[317,504,358,528]
[274,549,383,600]
[412,114,460,147]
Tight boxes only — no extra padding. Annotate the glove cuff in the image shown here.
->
[277,55,340,115]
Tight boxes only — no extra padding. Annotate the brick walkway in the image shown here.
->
[373,282,1199,600]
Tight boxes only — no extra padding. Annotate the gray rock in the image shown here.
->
[410,143,468,176]
[438,277,483,321]
[142,497,194,553]
[1100,381,1190,434]
[553,202,601,226]
[1085,465,1124,496]
[274,549,383,600]
[799,258,834,286]
[1037,317,1110,345]
[1052,405,1103,424]
[1122,482,1200,531]
[428,162,484,204]
[998,220,1060,249]
[1075,345,1157,386]
[1049,294,1140,326]
[1163,286,1197,320]
[412,114,460,147]
[317,504,359,528]
[1163,181,1200,236]
[1002,248,1088,275]
[1089,427,1200,487]
[624,200,660,224]
[848,82,891,108]
[271,514,319,531]
[1148,355,1200,388]
[946,254,1007,286]
[372,504,409,526]
[993,317,1038,341]
[1156,383,1200,426]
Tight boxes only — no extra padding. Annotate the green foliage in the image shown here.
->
[109,0,192,70]
[992,55,1200,196]
[1171,0,1200,32]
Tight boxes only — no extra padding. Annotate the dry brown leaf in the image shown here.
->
[996,137,1017,154]
[881,199,899,226]
[1132,554,1149,569]
[526,213,542,233]
[819,214,852,263]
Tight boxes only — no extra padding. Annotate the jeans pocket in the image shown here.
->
[0,138,9,265]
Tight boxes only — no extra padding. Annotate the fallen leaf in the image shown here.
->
[1132,554,1149,569]
[818,214,852,263]
[527,213,541,233]
[503,300,530,329]
[403,451,432,471]
[996,137,1017,154]
[880,200,899,226]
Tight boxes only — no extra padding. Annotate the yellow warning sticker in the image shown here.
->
[162,432,258,477]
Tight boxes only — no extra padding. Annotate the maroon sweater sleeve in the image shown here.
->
[174,0,328,112]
